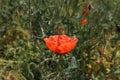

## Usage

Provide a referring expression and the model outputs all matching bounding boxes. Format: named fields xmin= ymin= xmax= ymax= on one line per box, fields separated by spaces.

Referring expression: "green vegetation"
xmin=0 ymin=0 xmax=120 ymax=80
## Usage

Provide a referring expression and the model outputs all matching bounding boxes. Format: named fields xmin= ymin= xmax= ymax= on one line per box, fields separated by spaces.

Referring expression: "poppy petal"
xmin=44 ymin=38 xmax=58 ymax=52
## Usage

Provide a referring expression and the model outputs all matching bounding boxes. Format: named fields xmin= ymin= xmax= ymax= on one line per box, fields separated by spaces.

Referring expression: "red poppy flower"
xmin=44 ymin=34 xmax=78 ymax=55
xmin=83 ymin=10 xmax=89 ymax=16
xmin=80 ymin=19 xmax=87 ymax=25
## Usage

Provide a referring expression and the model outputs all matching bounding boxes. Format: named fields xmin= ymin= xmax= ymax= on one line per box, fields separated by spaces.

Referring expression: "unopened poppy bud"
xmin=85 ymin=3 xmax=91 ymax=10
xmin=57 ymin=26 xmax=64 ymax=33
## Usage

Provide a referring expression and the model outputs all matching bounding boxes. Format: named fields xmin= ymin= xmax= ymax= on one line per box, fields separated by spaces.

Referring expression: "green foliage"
xmin=0 ymin=0 xmax=120 ymax=80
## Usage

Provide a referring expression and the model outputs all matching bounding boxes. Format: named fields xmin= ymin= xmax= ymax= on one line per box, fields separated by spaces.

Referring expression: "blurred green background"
xmin=0 ymin=0 xmax=120 ymax=80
